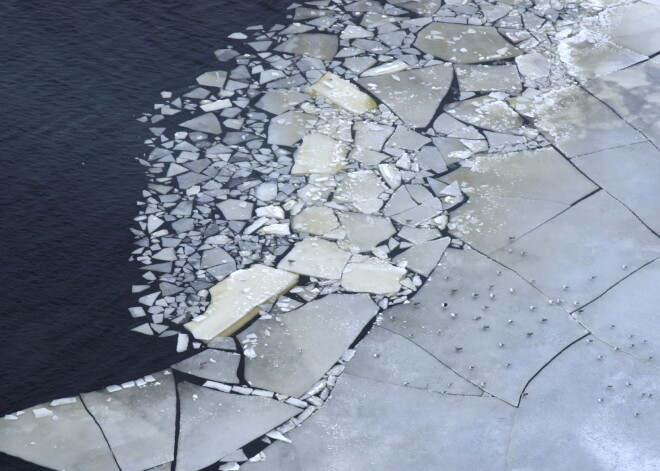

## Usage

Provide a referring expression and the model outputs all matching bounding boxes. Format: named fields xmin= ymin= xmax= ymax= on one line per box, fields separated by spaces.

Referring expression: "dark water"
xmin=0 ymin=0 xmax=290 ymax=468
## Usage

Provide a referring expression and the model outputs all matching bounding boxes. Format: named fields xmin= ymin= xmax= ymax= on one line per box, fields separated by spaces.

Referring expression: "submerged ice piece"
xmin=310 ymin=72 xmax=377 ymax=114
xmin=357 ymin=64 xmax=453 ymax=128
xmin=292 ymin=133 xmax=348 ymax=175
xmin=184 ymin=265 xmax=298 ymax=341
xmin=416 ymin=23 xmax=522 ymax=64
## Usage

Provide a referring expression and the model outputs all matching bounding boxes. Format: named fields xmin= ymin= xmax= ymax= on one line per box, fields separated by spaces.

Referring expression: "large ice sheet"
xmin=492 ymin=191 xmax=660 ymax=310
xmin=241 ymin=374 xmax=515 ymax=471
xmin=381 ymin=248 xmax=586 ymax=405
xmin=172 ymin=349 xmax=240 ymax=383
xmin=416 ymin=23 xmax=522 ymax=63
xmin=176 ymin=382 xmax=298 ymax=471
xmin=507 ymin=337 xmax=660 ymax=470
xmin=357 ymin=65 xmax=454 ymax=128
xmin=185 ymin=265 xmax=299 ymax=341
xmin=238 ymin=294 xmax=378 ymax=397
xmin=0 ymin=399 xmax=119 ymax=471
xmin=81 ymin=371 xmax=176 ymax=471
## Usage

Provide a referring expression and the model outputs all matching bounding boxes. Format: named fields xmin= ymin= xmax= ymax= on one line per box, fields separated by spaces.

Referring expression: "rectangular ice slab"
xmin=310 ymin=72 xmax=377 ymax=114
xmin=81 ymin=371 xmax=176 ymax=471
xmin=238 ymin=294 xmax=378 ymax=397
xmin=185 ymin=265 xmax=298 ymax=341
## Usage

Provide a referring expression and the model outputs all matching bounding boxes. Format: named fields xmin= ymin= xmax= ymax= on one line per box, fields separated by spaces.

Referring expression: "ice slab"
xmin=217 ymin=199 xmax=254 ymax=221
xmin=341 ymin=258 xmax=406 ymax=295
xmin=337 ymin=212 xmax=395 ymax=253
xmin=274 ymin=34 xmax=339 ymax=61
xmin=310 ymin=72 xmax=377 ymax=114
xmin=357 ymin=65 xmax=454 ymax=128
xmin=201 ymin=247 xmax=236 ymax=281
xmin=176 ymin=382 xmax=298 ymax=471
xmin=455 ymin=63 xmax=522 ymax=93
xmin=196 ymin=70 xmax=228 ymax=88
xmin=445 ymin=96 xmax=523 ymax=134
xmin=185 ymin=265 xmax=299 ymax=341
xmin=179 ymin=113 xmax=222 ymax=135
xmin=172 ymin=350 xmax=240 ymax=383
xmin=346 ymin=326 xmax=482 ymax=394
xmin=332 ymin=170 xmax=387 ymax=214
xmin=392 ymin=237 xmax=450 ymax=277
xmin=492 ymin=191 xmax=660 ymax=311
xmin=0 ymin=399 xmax=119 ymax=471
xmin=573 ymin=141 xmax=660 ymax=234
xmin=526 ymin=85 xmax=645 ymax=157
xmin=239 ymin=294 xmax=378 ymax=397
xmin=267 ymin=110 xmax=317 ymax=147
xmin=81 ymin=371 xmax=176 ymax=471
xmin=278 ymin=238 xmax=350 ymax=280
xmin=353 ymin=121 xmax=394 ymax=150
xmin=507 ymin=337 xmax=660 ymax=470
xmin=255 ymin=90 xmax=310 ymax=115
xmin=292 ymin=133 xmax=348 ymax=175
xmin=241 ymin=374 xmax=515 ymax=471
xmin=595 ymin=2 xmax=660 ymax=56
xmin=416 ymin=23 xmax=522 ymax=64
xmin=291 ymin=206 xmax=340 ymax=235
xmin=586 ymin=58 xmax=660 ymax=148
xmin=381 ymin=248 xmax=587 ymax=405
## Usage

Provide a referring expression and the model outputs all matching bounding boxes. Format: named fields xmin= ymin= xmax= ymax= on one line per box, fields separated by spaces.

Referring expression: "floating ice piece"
xmin=238 ymin=294 xmax=378 ymax=397
xmin=196 ymin=70 xmax=228 ymax=88
xmin=337 ymin=212 xmax=395 ymax=253
xmin=179 ymin=113 xmax=222 ymax=135
xmin=357 ymin=65 xmax=453 ymax=128
xmin=392 ymin=198 xmax=443 ymax=227
xmin=267 ymin=110 xmax=317 ymax=147
xmin=392 ymin=237 xmax=450 ymax=277
xmin=291 ymin=207 xmax=340 ymax=235
xmin=173 ymin=350 xmax=240 ymax=383
xmin=349 ymin=146 xmax=389 ymax=165
xmin=255 ymin=90 xmax=310 ymax=115
xmin=416 ymin=23 xmax=522 ymax=64
xmin=201 ymin=247 xmax=236 ymax=281
xmin=277 ymin=238 xmax=350 ymax=280
xmin=0 ymin=399 xmax=119 ymax=470
xmin=445 ymin=96 xmax=523 ymax=134
xmin=81 ymin=371 xmax=175 ymax=471
xmin=341 ymin=258 xmax=406 ymax=295
xmin=353 ymin=121 xmax=394 ymax=150
xmin=309 ymin=72 xmax=377 ymax=114
xmin=292 ymin=133 xmax=348 ymax=175
xmin=340 ymin=25 xmax=373 ymax=40
xmin=515 ymin=52 xmax=550 ymax=82
xmin=332 ymin=170 xmax=388 ymax=214
xmin=386 ymin=126 xmax=431 ymax=150
xmin=360 ymin=59 xmax=410 ymax=77
xmin=455 ymin=64 xmax=522 ymax=93
xmin=185 ymin=265 xmax=298 ymax=341
xmin=274 ymin=33 xmax=339 ymax=61
xmin=416 ymin=145 xmax=447 ymax=173
xmin=217 ymin=199 xmax=254 ymax=220
xmin=175 ymin=382 xmax=298 ymax=471
xmin=394 ymin=0 xmax=442 ymax=15
xmin=346 ymin=326 xmax=481 ymax=394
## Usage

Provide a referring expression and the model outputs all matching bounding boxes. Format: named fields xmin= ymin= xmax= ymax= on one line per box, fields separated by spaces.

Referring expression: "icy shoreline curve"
xmin=3 ymin=0 xmax=660 ymax=470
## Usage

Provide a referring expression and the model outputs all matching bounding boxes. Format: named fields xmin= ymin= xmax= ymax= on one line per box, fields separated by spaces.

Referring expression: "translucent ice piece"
xmin=310 ymin=72 xmax=378 ymax=114
xmin=274 ymin=33 xmax=339 ymax=61
xmin=292 ymin=133 xmax=348 ymax=175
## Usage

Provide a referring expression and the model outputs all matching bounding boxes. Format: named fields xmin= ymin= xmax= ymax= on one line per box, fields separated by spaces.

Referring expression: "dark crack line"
xmin=599 ymin=188 xmax=660 ymax=238
xmin=79 ymin=396 xmax=123 ymax=471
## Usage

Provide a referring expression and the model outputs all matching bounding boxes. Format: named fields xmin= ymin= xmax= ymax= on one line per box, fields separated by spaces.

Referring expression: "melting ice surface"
xmin=3 ymin=0 xmax=660 ymax=470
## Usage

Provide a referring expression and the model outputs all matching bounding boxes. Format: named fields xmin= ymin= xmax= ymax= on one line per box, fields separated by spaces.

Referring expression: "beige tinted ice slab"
xmin=241 ymin=374 xmax=515 ymax=471
xmin=291 ymin=206 xmax=340 ymax=235
xmin=455 ymin=63 xmax=522 ymax=93
xmin=81 ymin=371 xmax=176 ymax=471
xmin=267 ymin=110 xmax=317 ymax=147
xmin=507 ymin=338 xmax=660 ymax=470
xmin=274 ymin=33 xmax=338 ymax=61
xmin=278 ymin=238 xmax=350 ymax=279
xmin=445 ymin=96 xmax=523 ymax=134
xmin=573 ymin=141 xmax=660 ymax=234
xmin=172 ymin=350 xmax=241 ymax=383
xmin=392 ymin=237 xmax=450 ymax=276
xmin=291 ymin=133 xmax=348 ymax=175
xmin=179 ymin=113 xmax=222 ymax=135
xmin=0 ymin=399 xmax=120 ymax=471
xmin=310 ymin=72 xmax=377 ymax=114
xmin=338 ymin=212 xmax=395 ymax=252
xmin=332 ymin=170 xmax=388 ymax=214
xmin=586 ymin=58 xmax=660 ymax=148
xmin=341 ymin=258 xmax=406 ymax=295
xmin=346 ymin=326 xmax=482 ymax=395
xmin=357 ymin=64 xmax=454 ymax=128
xmin=416 ymin=23 xmax=522 ymax=64
xmin=595 ymin=2 xmax=660 ymax=56
xmin=526 ymin=85 xmax=645 ymax=157
xmin=492 ymin=191 xmax=660 ymax=310
xmin=239 ymin=293 xmax=378 ymax=397
xmin=381 ymin=248 xmax=587 ymax=405
xmin=255 ymin=90 xmax=310 ymax=115
xmin=185 ymin=265 xmax=298 ymax=341
xmin=176 ymin=382 xmax=298 ymax=471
